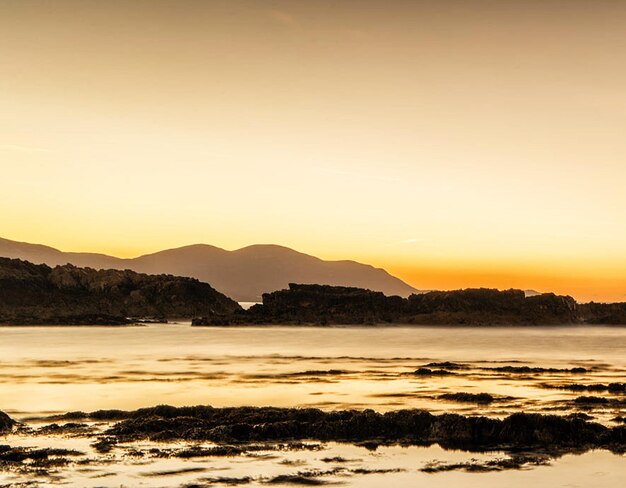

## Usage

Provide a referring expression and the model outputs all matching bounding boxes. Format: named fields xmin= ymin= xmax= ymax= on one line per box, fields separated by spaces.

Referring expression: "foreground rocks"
xmin=0 ymin=257 xmax=241 ymax=324
xmin=1 ymin=407 xmax=623 ymax=484
xmin=53 ymin=405 xmax=626 ymax=453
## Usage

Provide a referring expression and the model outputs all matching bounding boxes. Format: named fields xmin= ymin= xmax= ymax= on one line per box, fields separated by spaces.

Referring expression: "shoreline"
xmin=2 ymin=322 xmax=626 ymax=328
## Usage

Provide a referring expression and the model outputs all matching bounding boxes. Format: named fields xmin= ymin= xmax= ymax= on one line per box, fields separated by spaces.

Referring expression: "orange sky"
xmin=1 ymin=1 xmax=625 ymax=302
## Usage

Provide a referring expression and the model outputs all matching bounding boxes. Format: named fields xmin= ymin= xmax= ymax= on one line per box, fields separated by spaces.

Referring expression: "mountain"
xmin=0 ymin=257 xmax=240 ymax=324
xmin=0 ymin=237 xmax=419 ymax=301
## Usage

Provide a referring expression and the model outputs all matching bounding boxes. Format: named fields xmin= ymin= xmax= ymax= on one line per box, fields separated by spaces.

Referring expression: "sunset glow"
xmin=2 ymin=0 xmax=625 ymax=302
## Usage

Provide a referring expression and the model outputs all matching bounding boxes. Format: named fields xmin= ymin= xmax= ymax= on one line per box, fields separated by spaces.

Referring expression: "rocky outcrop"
xmin=404 ymin=289 xmax=579 ymax=325
xmin=194 ymin=284 xmax=582 ymax=326
xmin=0 ymin=258 xmax=241 ymax=324
xmin=579 ymin=302 xmax=626 ymax=324
xmin=249 ymin=284 xmax=405 ymax=325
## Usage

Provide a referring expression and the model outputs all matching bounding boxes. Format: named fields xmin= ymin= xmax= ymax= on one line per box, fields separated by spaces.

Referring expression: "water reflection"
xmin=0 ymin=325 xmax=624 ymax=486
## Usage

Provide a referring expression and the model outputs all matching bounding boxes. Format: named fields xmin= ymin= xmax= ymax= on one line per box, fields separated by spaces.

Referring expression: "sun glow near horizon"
xmin=2 ymin=0 xmax=626 ymax=303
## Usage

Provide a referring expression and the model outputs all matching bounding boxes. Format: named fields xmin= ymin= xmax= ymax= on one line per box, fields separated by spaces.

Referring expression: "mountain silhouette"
xmin=0 ymin=237 xmax=419 ymax=301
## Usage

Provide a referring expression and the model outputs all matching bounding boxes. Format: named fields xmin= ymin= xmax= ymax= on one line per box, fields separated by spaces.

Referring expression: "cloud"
xmin=268 ymin=9 xmax=295 ymax=27
xmin=385 ymin=237 xmax=427 ymax=247
xmin=317 ymin=167 xmax=402 ymax=183
xmin=0 ymin=144 xmax=53 ymax=154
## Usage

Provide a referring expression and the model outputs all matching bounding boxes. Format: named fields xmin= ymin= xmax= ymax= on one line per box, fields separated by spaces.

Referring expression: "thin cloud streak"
xmin=317 ymin=167 xmax=402 ymax=183
xmin=0 ymin=144 xmax=53 ymax=154
xmin=385 ymin=238 xmax=428 ymax=247
xmin=268 ymin=9 xmax=296 ymax=27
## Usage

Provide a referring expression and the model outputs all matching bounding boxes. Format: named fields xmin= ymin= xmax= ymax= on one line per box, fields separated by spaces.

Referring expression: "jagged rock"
xmin=0 ymin=411 xmax=15 ymax=433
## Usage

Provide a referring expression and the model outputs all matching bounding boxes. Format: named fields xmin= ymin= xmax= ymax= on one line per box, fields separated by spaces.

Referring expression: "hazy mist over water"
xmin=1 ymin=324 xmax=624 ymax=416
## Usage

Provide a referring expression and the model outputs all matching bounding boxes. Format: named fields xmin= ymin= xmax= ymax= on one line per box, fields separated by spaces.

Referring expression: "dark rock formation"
xmin=412 ymin=368 xmax=455 ymax=376
xmin=63 ymin=405 xmax=626 ymax=452
xmin=0 ymin=258 xmax=241 ymax=324
xmin=439 ymin=393 xmax=495 ymax=404
xmin=542 ymin=383 xmax=625 ymax=393
xmin=574 ymin=396 xmax=610 ymax=405
xmin=579 ymin=302 xmax=626 ymax=324
xmin=422 ymin=362 xmax=467 ymax=370
xmin=195 ymin=284 xmax=584 ymax=326
xmin=420 ymin=454 xmax=550 ymax=473
xmin=484 ymin=366 xmax=588 ymax=374
xmin=404 ymin=289 xmax=579 ymax=325
xmin=0 ymin=445 xmax=82 ymax=462
xmin=0 ymin=411 xmax=15 ymax=433
xmin=247 ymin=284 xmax=405 ymax=325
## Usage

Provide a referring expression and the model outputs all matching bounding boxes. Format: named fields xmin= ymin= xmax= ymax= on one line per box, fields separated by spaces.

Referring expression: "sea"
xmin=0 ymin=324 xmax=624 ymax=487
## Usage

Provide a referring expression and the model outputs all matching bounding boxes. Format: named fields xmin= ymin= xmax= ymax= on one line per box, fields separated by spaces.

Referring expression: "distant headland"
xmin=1 ymin=257 xmax=624 ymax=326
xmin=193 ymin=283 xmax=626 ymax=326
xmin=0 ymin=257 xmax=239 ymax=325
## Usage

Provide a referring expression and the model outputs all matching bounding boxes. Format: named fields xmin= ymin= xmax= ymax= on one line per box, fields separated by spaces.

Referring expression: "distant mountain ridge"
xmin=0 ymin=237 xmax=419 ymax=301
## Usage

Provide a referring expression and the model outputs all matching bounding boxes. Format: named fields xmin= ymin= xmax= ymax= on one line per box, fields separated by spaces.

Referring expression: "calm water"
xmin=1 ymin=324 xmax=624 ymax=416
xmin=0 ymin=324 xmax=624 ymax=486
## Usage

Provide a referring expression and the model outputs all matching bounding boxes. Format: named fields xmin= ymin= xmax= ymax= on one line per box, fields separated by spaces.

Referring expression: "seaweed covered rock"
xmin=78 ymin=405 xmax=626 ymax=452
xmin=439 ymin=393 xmax=495 ymax=403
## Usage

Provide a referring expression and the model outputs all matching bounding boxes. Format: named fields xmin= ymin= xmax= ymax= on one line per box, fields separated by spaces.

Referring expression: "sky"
xmin=1 ymin=0 xmax=625 ymax=302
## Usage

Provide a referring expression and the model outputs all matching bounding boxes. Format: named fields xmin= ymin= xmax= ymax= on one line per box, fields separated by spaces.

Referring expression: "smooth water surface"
xmin=0 ymin=325 xmax=624 ymax=487
xmin=0 ymin=324 xmax=624 ymax=417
